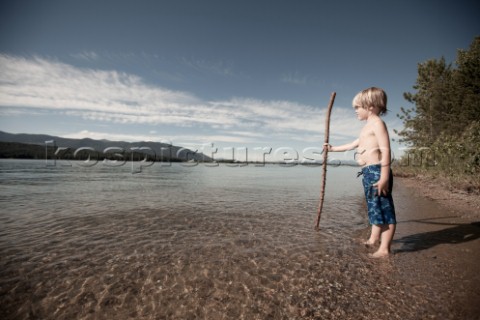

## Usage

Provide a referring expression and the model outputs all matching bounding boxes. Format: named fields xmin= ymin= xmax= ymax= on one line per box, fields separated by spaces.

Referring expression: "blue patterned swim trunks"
xmin=360 ymin=163 xmax=396 ymax=225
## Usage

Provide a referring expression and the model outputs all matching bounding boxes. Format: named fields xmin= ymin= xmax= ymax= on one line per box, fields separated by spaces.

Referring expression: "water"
xmin=0 ymin=159 xmax=365 ymax=236
xmin=0 ymin=159 xmax=409 ymax=319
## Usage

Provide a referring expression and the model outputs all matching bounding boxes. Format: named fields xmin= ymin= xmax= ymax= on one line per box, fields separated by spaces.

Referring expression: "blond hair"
xmin=352 ymin=87 xmax=388 ymax=115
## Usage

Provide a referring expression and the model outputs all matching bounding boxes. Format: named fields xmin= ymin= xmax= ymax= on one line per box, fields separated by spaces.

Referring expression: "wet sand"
xmin=360 ymin=177 xmax=480 ymax=320
xmin=1 ymin=177 xmax=479 ymax=319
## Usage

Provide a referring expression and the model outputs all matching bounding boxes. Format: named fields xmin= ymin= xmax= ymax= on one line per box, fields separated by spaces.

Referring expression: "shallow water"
xmin=0 ymin=159 xmax=473 ymax=319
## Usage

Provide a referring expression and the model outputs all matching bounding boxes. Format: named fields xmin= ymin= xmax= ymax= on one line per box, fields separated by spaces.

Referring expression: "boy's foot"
xmin=363 ymin=240 xmax=378 ymax=248
xmin=368 ymin=250 xmax=391 ymax=259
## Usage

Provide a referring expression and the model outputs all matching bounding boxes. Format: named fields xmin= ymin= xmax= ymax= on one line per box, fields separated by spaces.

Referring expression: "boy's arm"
xmin=372 ymin=120 xmax=391 ymax=196
xmin=324 ymin=139 xmax=359 ymax=152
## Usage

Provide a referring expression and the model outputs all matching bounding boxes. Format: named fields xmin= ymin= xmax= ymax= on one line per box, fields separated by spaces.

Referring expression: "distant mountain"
xmin=0 ymin=131 xmax=212 ymax=162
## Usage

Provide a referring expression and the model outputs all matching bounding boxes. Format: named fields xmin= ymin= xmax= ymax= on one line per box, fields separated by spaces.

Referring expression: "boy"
xmin=325 ymin=87 xmax=396 ymax=258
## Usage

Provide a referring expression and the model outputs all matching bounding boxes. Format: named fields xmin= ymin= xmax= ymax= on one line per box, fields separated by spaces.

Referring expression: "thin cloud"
xmin=281 ymin=72 xmax=308 ymax=85
xmin=70 ymin=51 xmax=100 ymax=61
xmin=180 ymin=56 xmax=239 ymax=77
xmin=0 ymin=54 xmax=366 ymax=145
xmin=280 ymin=71 xmax=325 ymax=86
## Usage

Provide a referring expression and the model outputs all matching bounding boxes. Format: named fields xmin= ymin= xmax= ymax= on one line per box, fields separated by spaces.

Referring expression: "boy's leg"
xmin=371 ymin=224 xmax=396 ymax=258
xmin=366 ymin=224 xmax=381 ymax=246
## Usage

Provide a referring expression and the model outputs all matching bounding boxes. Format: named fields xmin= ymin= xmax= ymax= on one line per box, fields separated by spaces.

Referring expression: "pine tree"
xmin=396 ymin=36 xmax=480 ymax=177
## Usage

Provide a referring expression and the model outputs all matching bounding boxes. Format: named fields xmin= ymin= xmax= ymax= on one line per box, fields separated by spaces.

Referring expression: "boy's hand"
xmin=323 ymin=143 xmax=332 ymax=152
xmin=373 ymin=179 xmax=389 ymax=196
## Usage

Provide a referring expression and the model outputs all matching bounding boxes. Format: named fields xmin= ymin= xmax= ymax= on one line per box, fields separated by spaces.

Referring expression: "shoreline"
xmin=396 ymin=174 xmax=480 ymax=219
xmin=377 ymin=176 xmax=480 ymax=319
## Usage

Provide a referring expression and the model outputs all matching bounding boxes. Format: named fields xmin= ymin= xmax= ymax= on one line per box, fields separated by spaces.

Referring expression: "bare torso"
xmin=356 ymin=120 xmax=383 ymax=166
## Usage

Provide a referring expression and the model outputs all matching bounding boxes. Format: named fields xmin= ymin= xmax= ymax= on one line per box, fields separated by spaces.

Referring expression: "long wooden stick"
xmin=315 ymin=92 xmax=336 ymax=230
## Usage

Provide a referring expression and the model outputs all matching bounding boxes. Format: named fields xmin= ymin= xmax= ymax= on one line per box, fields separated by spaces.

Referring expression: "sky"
xmin=0 ymin=0 xmax=479 ymax=162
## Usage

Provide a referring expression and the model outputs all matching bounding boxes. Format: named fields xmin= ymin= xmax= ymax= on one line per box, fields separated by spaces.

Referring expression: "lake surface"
xmin=0 ymin=159 xmax=391 ymax=319
xmin=0 ymin=159 xmax=364 ymax=225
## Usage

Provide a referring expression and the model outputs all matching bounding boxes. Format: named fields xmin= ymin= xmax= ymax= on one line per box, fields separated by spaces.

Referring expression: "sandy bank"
xmin=369 ymin=177 xmax=480 ymax=319
xmin=397 ymin=175 xmax=480 ymax=219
